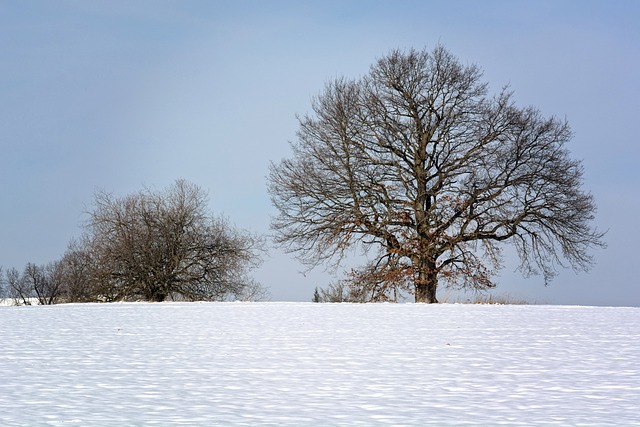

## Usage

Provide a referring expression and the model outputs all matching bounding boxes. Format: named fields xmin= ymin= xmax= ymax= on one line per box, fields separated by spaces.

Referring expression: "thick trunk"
xmin=414 ymin=259 xmax=438 ymax=303
xmin=415 ymin=278 xmax=438 ymax=303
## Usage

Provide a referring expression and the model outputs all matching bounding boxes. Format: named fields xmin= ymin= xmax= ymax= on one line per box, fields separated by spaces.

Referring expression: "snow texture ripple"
xmin=1 ymin=302 xmax=639 ymax=426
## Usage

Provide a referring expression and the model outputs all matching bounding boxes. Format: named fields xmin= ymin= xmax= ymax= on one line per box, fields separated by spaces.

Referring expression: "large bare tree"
xmin=269 ymin=46 xmax=605 ymax=303
xmin=84 ymin=179 xmax=266 ymax=302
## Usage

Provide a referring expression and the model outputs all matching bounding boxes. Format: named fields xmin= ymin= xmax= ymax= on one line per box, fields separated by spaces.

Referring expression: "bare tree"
xmin=2 ymin=262 xmax=70 ymax=305
xmin=316 ymin=281 xmax=355 ymax=303
xmin=313 ymin=279 xmax=380 ymax=303
xmin=314 ymin=267 xmax=404 ymax=303
xmin=6 ymin=266 xmax=32 ymax=305
xmin=5 ymin=263 xmax=64 ymax=305
xmin=26 ymin=262 xmax=64 ymax=305
xmin=84 ymin=179 xmax=266 ymax=302
xmin=269 ymin=45 xmax=605 ymax=303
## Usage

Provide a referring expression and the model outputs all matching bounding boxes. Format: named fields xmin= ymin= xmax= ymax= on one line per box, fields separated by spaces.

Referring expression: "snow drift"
xmin=1 ymin=302 xmax=638 ymax=426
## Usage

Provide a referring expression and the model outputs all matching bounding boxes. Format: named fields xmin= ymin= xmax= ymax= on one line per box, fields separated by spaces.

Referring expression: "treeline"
xmin=0 ymin=180 xmax=267 ymax=305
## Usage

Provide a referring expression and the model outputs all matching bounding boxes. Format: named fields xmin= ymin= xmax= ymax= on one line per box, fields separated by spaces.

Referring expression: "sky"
xmin=1 ymin=0 xmax=639 ymax=306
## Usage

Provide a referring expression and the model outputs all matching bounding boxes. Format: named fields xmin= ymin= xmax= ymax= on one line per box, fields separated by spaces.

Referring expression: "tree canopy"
xmin=83 ymin=179 xmax=266 ymax=302
xmin=269 ymin=45 xmax=605 ymax=303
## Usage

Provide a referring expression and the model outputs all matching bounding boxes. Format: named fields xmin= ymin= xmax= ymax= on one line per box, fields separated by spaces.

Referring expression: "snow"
xmin=0 ymin=298 xmax=40 ymax=307
xmin=1 ymin=302 xmax=639 ymax=426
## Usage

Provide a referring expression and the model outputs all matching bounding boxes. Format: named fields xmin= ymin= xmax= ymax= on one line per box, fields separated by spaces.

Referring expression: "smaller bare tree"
xmin=84 ymin=179 xmax=267 ymax=302
xmin=314 ymin=275 xmax=402 ymax=303
xmin=316 ymin=281 xmax=354 ymax=302
xmin=19 ymin=262 xmax=63 ymax=305
xmin=6 ymin=266 xmax=32 ymax=306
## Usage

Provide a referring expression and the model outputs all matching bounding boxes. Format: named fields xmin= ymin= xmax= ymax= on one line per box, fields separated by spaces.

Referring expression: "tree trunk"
xmin=415 ymin=280 xmax=438 ymax=303
xmin=414 ymin=259 xmax=438 ymax=303
xmin=146 ymin=283 xmax=168 ymax=302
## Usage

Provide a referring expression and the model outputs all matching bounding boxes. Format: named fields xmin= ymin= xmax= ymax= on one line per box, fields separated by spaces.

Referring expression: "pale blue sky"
xmin=1 ymin=1 xmax=638 ymax=305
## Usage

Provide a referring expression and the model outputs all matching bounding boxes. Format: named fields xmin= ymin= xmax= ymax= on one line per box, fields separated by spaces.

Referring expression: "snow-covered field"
xmin=1 ymin=302 xmax=638 ymax=426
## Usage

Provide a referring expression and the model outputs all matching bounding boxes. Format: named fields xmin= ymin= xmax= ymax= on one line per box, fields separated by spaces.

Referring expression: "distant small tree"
xmin=31 ymin=262 xmax=63 ymax=305
xmin=317 ymin=281 xmax=353 ymax=302
xmin=234 ymin=279 xmax=271 ymax=302
xmin=269 ymin=45 xmax=605 ymax=303
xmin=313 ymin=280 xmax=375 ymax=303
xmin=83 ymin=179 xmax=266 ymax=302
xmin=6 ymin=266 xmax=32 ymax=305
xmin=10 ymin=262 xmax=64 ymax=305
